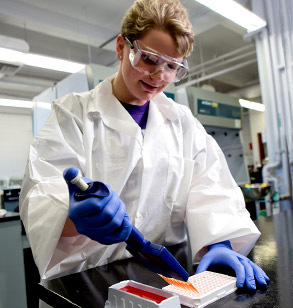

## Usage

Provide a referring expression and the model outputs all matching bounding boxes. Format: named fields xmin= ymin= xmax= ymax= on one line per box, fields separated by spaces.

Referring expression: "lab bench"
xmin=0 ymin=212 xmax=39 ymax=308
xmin=0 ymin=212 xmax=27 ymax=308
xmin=38 ymin=208 xmax=293 ymax=308
xmin=1 ymin=187 xmax=21 ymax=212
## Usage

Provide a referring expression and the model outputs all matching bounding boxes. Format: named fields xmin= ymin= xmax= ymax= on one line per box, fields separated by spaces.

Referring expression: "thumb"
xmin=63 ymin=167 xmax=85 ymax=198
xmin=195 ymin=254 xmax=212 ymax=274
xmin=63 ymin=167 xmax=80 ymax=185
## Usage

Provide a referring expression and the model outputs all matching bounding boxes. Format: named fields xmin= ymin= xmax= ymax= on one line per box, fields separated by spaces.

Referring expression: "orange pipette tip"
xmin=159 ymin=274 xmax=200 ymax=295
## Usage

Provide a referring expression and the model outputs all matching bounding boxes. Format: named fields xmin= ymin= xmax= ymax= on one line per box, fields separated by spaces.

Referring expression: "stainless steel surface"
xmin=241 ymin=183 xmax=271 ymax=200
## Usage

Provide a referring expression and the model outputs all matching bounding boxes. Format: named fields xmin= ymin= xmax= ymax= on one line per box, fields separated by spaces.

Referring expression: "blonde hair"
xmin=121 ymin=0 xmax=194 ymax=57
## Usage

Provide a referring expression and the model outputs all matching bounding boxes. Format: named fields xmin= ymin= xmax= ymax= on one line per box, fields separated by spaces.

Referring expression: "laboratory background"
xmin=0 ymin=0 xmax=292 ymax=308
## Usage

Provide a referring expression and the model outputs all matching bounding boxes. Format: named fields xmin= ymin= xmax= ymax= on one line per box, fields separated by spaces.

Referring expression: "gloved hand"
xmin=64 ymin=168 xmax=133 ymax=245
xmin=196 ymin=240 xmax=269 ymax=290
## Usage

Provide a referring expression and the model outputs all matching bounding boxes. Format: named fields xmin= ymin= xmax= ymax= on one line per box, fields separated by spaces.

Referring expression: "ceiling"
xmin=0 ymin=0 xmax=262 ymax=103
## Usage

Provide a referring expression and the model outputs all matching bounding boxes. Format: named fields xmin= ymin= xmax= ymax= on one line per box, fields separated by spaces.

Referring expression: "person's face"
xmin=114 ymin=29 xmax=184 ymax=105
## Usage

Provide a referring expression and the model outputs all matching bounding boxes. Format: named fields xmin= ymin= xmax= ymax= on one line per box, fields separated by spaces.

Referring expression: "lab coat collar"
xmin=151 ymin=91 xmax=180 ymax=123
xmin=87 ymin=75 xmax=142 ymax=142
xmin=87 ymin=75 xmax=180 ymax=140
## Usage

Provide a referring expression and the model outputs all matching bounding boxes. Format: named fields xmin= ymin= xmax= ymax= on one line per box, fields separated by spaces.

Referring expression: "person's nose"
xmin=150 ymin=66 xmax=165 ymax=81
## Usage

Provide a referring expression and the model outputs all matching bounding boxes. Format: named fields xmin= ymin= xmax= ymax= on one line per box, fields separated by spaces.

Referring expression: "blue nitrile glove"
xmin=196 ymin=240 xmax=270 ymax=290
xmin=64 ymin=169 xmax=133 ymax=245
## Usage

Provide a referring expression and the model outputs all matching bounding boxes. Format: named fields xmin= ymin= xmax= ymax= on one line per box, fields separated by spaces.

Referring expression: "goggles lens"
xmin=126 ymin=38 xmax=188 ymax=82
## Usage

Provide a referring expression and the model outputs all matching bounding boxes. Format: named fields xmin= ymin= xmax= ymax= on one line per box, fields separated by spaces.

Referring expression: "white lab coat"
xmin=19 ymin=74 xmax=260 ymax=283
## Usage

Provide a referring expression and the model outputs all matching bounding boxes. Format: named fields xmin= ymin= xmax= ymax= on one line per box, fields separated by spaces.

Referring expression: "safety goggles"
xmin=125 ymin=37 xmax=188 ymax=82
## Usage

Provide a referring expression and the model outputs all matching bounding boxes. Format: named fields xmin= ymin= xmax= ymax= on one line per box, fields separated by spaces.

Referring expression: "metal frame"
xmin=252 ymin=0 xmax=293 ymax=214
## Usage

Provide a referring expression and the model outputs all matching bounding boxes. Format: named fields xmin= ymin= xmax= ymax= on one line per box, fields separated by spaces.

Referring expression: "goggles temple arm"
xmin=125 ymin=37 xmax=134 ymax=49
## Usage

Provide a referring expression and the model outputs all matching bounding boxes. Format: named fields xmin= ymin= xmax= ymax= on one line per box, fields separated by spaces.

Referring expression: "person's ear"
xmin=116 ymin=34 xmax=124 ymax=61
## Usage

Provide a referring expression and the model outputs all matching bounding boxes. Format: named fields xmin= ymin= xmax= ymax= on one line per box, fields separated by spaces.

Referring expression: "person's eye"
xmin=166 ymin=62 xmax=179 ymax=71
xmin=142 ymin=53 xmax=160 ymax=65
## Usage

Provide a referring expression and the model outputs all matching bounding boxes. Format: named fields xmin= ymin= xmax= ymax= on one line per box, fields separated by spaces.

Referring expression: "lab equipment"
xmin=2 ymin=188 xmax=20 ymax=212
xmin=8 ymin=177 xmax=22 ymax=188
xmin=240 ymin=183 xmax=272 ymax=219
xmin=0 ymin=209 xmax=7 ymax=217
xmin=159 ymin=274 xmax=199 ymax=294
xmin=104 ymin=280 xmax=181 ymax=308
xmin=186 ymin=87 xmax=242 ymax=130
xmin=196 ymin=240 xmax=269 ymax=289
xmin=0 ymin=179 xmax=8 ymax=188
xmin=163 ymin=271 xmax=237 ymax=308
xmin=64 ymin=167 xmax=132 ymax=245
xmin=186 ymin=86 xmax=249 ymax=186
xmin=240 ymin=183 xmax=271 ymax=201
xmin=64 ymin=167 xmax=189 ymax=281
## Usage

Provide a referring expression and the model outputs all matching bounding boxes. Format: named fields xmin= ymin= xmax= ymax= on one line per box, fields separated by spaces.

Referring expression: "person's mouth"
xmin=141 ymin=80 xmax=159 ymax=91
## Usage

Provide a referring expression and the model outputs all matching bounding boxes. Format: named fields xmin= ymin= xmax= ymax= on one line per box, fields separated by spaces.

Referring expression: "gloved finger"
xmin=227 ymin=256 xmax=246 ymax=289
xmin=69 ymin=187 xmax=115 ymax=218
xmin=70 ymin=192 xmax=124 ymax=228
xmin=248 ymin=260 xmax=269 ymax=285
xmin=102 ymin=214 xmax=133 ymax=244
xmin=195 ymin=254 xmax=213 ymax=274
xmin=69 ymin=197 xmax=104 ymax=218
xmin=92 ymin=199 xmax=126 ymax=233
xmin=99 ymin=192 xmax=124 ymax=223
xmin=63 ymin=167 xmax=89 ymax=193
xmin=240 ymin=258 xmax=256 ymax=290
xmin=63 ymin=167 xmax=80 ymax=185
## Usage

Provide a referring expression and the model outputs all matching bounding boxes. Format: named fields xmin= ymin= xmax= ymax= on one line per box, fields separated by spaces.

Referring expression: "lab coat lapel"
xmin=144 ymin=93 xmax=179 ymax=145
xmin=143 ymin=101 xmax=165 ymax=145
xmin=88 ymin=77 xmax=143 ymax=144
xmin=87 ymin=78 xmax=143 ymax=193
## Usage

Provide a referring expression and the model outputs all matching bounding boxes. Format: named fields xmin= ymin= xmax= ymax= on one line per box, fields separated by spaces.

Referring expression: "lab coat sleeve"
xmin=19 ymin=93 xmax=87 ymax=279
xmin=185 ymin=122 xmax=260 ymax=263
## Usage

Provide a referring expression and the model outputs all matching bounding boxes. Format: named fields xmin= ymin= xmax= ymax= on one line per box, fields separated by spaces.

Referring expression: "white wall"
xmin=0 ymin=107 xmax=33 ymax=180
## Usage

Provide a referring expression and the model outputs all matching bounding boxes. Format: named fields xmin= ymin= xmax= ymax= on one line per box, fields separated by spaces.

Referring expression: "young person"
xmin=20 ymin=0 xmax=269 ymax=292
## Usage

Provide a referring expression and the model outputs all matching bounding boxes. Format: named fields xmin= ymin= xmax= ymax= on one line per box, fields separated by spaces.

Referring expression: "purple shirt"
xmin=121 ymin=101 xmax=150 ymax=129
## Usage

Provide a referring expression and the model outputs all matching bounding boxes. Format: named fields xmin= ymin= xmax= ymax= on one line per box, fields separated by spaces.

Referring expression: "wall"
xmin=0 ymin=107 xmax=33 ymax=180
